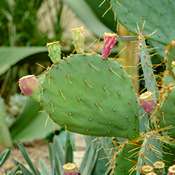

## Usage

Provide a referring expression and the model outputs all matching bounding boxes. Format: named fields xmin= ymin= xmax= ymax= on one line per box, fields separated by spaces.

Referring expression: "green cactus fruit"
xmin=111 ymin=0 xmax=175 ymax=51
xmin=71 ymin=26 xmax=85 ymax=54
xmin=158 ymin=87 xmax=175 ymax=137
xmin=47 ymin=41 xmax=61 ymax=64
xmin=40 ymin=54 xmax=139 ymax=139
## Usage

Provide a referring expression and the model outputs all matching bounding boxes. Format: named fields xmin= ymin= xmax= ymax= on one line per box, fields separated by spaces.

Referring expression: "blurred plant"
xmin=0 ymin=0 xmax=65 ymax=46
xmin=64 ymin=0 xmax=116 ymax=37
xmin=1 ymin=132 xmax=113 ymax=175
xmin=0 ymin=0 xmax=45 ymax=46
xmin=0 ymin=97 xmax=12 ymax=148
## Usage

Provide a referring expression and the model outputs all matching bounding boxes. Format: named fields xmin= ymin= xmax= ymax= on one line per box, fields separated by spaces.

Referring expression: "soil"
xmin=0 ymin=135 xmax=85 ymax=175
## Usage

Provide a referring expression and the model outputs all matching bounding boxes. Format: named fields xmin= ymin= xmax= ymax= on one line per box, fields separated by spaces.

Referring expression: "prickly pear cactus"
xmin=40 ymin=54 xmax=139 ymax=139
xmin=111 ymin=0 xmax=175 ymax=45
xmin=113 ymin=140 xmax=138 ymax=175
xmin=158 ymin=88 xmax=175 ymax=137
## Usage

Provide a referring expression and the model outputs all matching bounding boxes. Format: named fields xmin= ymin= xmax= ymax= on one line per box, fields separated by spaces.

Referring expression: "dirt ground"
xmin=0 ymin=135 xmax=85 ymax=174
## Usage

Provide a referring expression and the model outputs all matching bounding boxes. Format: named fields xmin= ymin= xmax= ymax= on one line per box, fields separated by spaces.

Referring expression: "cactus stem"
xmin=59 ymin=89 xmax=66 ymax=101
xmin=108 ymin=67 xmax=122 ymax=79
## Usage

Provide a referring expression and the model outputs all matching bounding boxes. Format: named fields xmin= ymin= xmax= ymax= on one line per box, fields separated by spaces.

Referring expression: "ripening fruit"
xmin=102 ymin=33 xmax=117 ymax=59
xmin=139 ymin=91 xmax=155 ymax=113
xmin=168 ymin=165 xmax=175 ymax=175
xmin=19 ymin=75 xmax=39 ymax=96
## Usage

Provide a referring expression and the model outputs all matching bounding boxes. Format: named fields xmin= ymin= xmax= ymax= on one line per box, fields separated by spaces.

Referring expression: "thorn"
xmin=76 ymin=97 xmax=83 ymax=103
xmin=108 ymin=67 xmax=122 ymax=79
xmin=51 ymin=103 xmax=55 ymax=113
xmin=65 ymin=74 xmax=73 ymax=84
xmin=84 ymin=79 xmax=93 ymax=88
xmin=88 ymin=62 xmax=100 ymax=71
xmin=59 ymin=89 xmax=66 ymax=100
xmin=95 ymin=102 xmax=103 ymax=111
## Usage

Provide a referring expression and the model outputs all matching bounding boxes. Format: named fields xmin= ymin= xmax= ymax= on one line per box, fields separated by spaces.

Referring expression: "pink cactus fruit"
xmin=139 ymin=91 xmax=155 ymax=113
xmin=19 ymin=75 xmax=39 ymax=96
xmin=102 ymin=33 xmax=117 ymax=59
xmin=63 ymin=163 xmax=80 ymax=175
xmin=168 ymin=165 xmax=175 ymax=175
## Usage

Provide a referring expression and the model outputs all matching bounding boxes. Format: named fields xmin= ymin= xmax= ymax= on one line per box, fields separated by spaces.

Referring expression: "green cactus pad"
xmin=111 ymin=0 xmax=175 ymax=45
xmin=114 ymin=142 xmax=138 ymax=175
xmin=40 ymin=54 xmax=139 ymax=139
xmin=159 ymin=88 xmax=175 ymax=137
xmin=166 ymin=45 xmax=175 ymax=77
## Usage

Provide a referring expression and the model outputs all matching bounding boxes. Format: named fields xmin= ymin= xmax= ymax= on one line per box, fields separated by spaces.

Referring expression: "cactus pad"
xmin=40 ymin=54 xmax=139 ymax=139
xmin=111 ymin=0 xmax=175 ymax=45
xmin=159 ymin=87 xmax=175 ymax=137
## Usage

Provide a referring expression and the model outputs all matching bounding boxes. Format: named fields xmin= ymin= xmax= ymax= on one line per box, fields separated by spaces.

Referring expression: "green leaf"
xmin=80 ymin=137 xmax=100 ymax=175
xmin=80 ymin=137 xmax=110 ymax=175
xmin=85 ymin=0 xmax=117 ymax=31
xmin=14 ymin=160 xmax=33 ymax=175
xmin=64 ymin=132 xmax=74 ymax=163
xmin=39 ymin=159 xmax=50 ymax=175
xmin=0 ymin=148 xmax=11 ymax=167
xmin=0 ymin=47 xmax=46 ymax=75
xmin=64 ymin=0 xmax=112 ymax=37
xmin=10 ymin=97 xmax=58 ymax=142
xmin=48 ymin=143 xmax=62 ymax=175
xmin=53 ymin=131 xmax=75 ymax=164
xmin=18 ymin=143 xmax=40 ymax=175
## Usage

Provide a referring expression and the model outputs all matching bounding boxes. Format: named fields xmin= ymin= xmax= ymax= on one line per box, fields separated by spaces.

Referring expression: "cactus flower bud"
xmin=168 ymin=165 xmax=175 ymax=175
xmin=141 ymin=165 xmax=154 ymax=175
xmin=19 ymin=75 xmax=39 ymax=96
xmin=71 ymin=26 xmax=85 ymax=54
xmin=153 ymin=161 xmax=165 ymax=175
xmin=145 ymin=173 xmax=157 ymax=175
xmin=102 ymin=33 xmax=117 ymax=59
xmin=139 ymin=91 xmax=155 ymax=113
xmin=63 ymin=163 xmax=80 ymax=175
xmin=171 ymin=61 xmax=175 ymax=68
xmin=47 ymin=41 xmax=61 ymax=63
